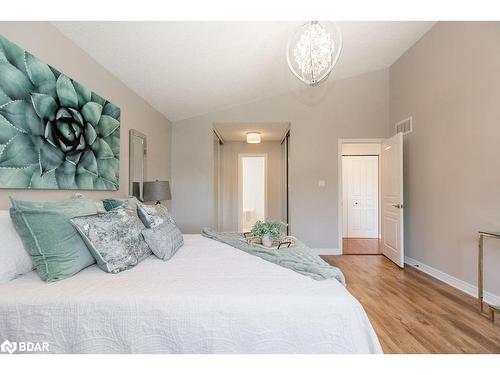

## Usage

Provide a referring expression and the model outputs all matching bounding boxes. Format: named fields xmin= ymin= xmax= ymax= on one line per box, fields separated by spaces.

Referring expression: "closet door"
xmin=345 ymin=155 xmax=379 ymax=238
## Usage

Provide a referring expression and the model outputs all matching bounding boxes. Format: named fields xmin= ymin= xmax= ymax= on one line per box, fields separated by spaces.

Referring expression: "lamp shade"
xmin=143 ymin=180 xmax=171 ymax=202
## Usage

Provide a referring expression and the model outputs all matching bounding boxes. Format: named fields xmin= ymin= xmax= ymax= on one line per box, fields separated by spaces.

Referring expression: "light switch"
xmin=318 ymin=180 xmax=326 ymax=188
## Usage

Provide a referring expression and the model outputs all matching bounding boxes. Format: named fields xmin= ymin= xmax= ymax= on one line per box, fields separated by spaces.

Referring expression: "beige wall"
xmin=219 ymin=141 xmax=283 ymax=232
xmin=172 ymin=69 xmax=390 ymax=248
xmin=0 ymin=22 xmax=172 ymax=209
xmin=390 ymin=22 xmax=500 ymax=296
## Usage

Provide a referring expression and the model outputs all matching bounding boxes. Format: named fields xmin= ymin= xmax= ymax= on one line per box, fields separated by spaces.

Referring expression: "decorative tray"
xmin=240 ymin=233 xmax=297 ymax=250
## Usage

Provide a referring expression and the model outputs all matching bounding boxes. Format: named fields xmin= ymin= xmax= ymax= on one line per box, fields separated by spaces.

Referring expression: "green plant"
xmin=0 ymin=34 xmax=120 ymax=190
xmin=250 ymin=221 xmax=287 ymax=241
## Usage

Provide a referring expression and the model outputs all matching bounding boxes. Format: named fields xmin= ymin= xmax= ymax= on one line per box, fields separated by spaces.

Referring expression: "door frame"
xmin=212 ymin=130 xmax=223 ymax=231
xmin=280 ymin=130 xmax=291 ymax=235
xmin=237 ymin=153 xmax=268 ymax=232
xmin=337 ymin=138 xmax=384 ymax=254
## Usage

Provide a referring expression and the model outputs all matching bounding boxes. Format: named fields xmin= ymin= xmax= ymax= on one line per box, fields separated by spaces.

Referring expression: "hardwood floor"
xmin=342 ymin=238 xmax=381 ymax=255
xmin=322 ymin=254 xmax=500 ymax=353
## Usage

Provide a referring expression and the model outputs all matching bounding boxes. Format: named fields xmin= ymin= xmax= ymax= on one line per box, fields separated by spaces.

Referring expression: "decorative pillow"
xmin=137 ymin=203 xmax=175 ymax=228
xmin=71 ymin=207 xmax=152 ymax=273
xmin=142 ymin=222 xmax=184 ymax=261
xmin=73 ymin=193 xmax=107 ymax=213
xmin=102 ymin=197 xmax=140 ymax=212
xmin=95 ymin=201 xmax=107 ymax=213
xmin=9 ymin=196 xmax=97 ymax=282
xmin=0 ymin=210 xmax=33 ymax=283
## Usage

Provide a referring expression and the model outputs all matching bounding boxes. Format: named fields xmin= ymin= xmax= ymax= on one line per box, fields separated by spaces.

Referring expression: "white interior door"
xmin=344 ymin=156 xmax=379 ymax=238
xmin=381 ymin=133 xmax=404 ymax=267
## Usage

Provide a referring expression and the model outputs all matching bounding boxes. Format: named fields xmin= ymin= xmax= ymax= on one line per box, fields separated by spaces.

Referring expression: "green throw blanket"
xmin=202 ymin=228 xmax=345 ymax=285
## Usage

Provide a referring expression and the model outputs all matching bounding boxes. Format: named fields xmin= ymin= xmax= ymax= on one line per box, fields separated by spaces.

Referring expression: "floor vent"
xmin=395 ymin=117 xmax=413 ymax=135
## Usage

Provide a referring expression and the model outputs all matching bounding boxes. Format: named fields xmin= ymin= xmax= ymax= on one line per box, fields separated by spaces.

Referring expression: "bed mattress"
xmin=0 ymin=235 xmax=382 ymax=354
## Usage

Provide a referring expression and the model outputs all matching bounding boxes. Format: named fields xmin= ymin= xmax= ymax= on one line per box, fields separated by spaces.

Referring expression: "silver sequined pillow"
xmin=71 ymin=208 xmax=152 ymax=273
xmin=137 ymin=203 xmax=175 ymax=228
xmin=142 ymin=221 xmax=184 ymax=261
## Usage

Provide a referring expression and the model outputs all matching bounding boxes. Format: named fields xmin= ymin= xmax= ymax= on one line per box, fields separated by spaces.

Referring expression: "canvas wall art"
xmin=0 ymin=34 xmax=120 ymax=191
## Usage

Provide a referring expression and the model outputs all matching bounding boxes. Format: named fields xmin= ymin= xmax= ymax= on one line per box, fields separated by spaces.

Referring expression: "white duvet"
xmin=0 ymin=235 xmax=382 ymax=354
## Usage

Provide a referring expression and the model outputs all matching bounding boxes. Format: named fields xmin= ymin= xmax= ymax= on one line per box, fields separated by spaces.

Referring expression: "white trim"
xmin=311 ymin=248 xmax=342 ymax=256
xmin=405 ymin=256 xmax=500 ymax=306
xmin=337 ymin=138 xmax=384 ymax=255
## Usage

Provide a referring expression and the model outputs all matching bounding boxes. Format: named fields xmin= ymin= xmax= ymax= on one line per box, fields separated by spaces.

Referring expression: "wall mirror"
xmin=129 ymin=130 xmax=147 ymax=200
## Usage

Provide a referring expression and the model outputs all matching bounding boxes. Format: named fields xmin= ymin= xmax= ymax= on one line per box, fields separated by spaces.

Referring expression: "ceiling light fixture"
xmin=286 ymin=21 xmax=342 ymax=87
xmin=246 ymin=132 xmax=261 ymax=144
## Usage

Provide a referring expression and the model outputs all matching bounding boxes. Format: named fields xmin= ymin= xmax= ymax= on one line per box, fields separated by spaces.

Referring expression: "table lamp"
xmin=143 ymin=180 xmax=171 ymax=204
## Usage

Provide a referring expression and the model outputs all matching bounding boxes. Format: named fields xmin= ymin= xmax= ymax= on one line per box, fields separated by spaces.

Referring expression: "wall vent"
xmin=395 ymin=117 xmax=413 ymax=135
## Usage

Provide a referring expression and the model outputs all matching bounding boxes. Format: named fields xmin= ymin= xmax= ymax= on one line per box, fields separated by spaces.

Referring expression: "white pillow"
xmin=0 ymin=210 xmax=33 ymax=283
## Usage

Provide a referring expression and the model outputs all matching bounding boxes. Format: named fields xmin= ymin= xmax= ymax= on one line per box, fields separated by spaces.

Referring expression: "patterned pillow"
xmin=71 ymin=207 xmax=151 ymax=273
xmin=137 ymin=203 xmax=175 ymax=228
xmin=142 ymin=222 xmax=184 ymax=261
xmin=102 ymin=197 xmax=140 ymax=212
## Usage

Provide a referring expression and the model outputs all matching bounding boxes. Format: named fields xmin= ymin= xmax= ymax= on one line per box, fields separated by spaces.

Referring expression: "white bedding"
xmin=0 ymin=235 xmax=382 ymax=354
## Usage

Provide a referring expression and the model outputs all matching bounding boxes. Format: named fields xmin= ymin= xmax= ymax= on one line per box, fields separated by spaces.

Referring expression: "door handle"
xmin=392 ymin=203 xmax=404 ymax=209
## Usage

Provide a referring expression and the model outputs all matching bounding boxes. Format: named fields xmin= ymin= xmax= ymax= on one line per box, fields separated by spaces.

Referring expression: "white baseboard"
xmin=313 ymin=248 xmax=342 ymax=256
xmin=404 ymin=256 xmax=500 ymax=307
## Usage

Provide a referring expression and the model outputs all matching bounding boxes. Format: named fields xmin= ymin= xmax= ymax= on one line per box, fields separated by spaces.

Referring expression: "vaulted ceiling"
xmin=53 ymin=21 xmax=435 ymax=122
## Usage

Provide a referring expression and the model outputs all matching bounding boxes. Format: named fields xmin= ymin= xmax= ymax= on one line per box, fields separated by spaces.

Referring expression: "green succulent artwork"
xmin=0 ymin=34 xmax=120 ymax=190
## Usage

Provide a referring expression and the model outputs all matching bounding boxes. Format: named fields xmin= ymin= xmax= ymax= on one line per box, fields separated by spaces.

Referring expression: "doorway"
xmin=340 ymin=142 xmax=382 ymax=255
xmin=212 ymin=122 xmax=290 ymax=233
xmin=239 ymin=154 xmax=267 ymax=232
xmin=338 ymin=135 xmax=405 ymax=267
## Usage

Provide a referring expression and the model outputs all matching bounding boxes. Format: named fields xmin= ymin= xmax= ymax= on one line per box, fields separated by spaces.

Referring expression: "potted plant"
xmin=250 ymin=221 xmax=287 ymax=247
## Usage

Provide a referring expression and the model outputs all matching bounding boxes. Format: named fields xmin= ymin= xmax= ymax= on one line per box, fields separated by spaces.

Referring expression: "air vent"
xmin=395 ymin=117 xmax=413 ymax=135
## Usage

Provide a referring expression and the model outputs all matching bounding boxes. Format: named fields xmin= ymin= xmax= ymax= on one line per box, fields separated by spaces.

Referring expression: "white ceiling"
xmin=52 ymin=21 xmax=435 ymax=122
xmin=214 ymin=122 xmax=289 ymax=142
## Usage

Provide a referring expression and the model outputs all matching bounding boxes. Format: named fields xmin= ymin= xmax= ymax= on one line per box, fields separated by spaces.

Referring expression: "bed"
xmin=0 ymin=234 xmax=382 ymax=354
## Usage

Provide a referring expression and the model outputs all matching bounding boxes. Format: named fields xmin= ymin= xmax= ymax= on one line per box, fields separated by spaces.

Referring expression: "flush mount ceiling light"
xmin=286 ymin=21 xmax=342 ymax=87
xmin=246 ymin=132 xmax=261 ymax=144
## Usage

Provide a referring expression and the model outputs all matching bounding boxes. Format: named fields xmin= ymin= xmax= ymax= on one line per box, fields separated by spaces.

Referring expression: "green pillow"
xmin=9 ymin=196 xmax=98 ymax=282
xmin=102 ymin=197 xmax=140 ymax=212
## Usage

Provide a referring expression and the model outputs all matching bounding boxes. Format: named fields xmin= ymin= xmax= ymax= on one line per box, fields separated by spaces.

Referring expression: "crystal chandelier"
xmin=286 ymin=21 xmax=342 ymax=86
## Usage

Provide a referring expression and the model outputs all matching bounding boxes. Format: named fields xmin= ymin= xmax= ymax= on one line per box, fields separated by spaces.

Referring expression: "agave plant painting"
xmin=0 ymin=34 xmax=120 ymax=190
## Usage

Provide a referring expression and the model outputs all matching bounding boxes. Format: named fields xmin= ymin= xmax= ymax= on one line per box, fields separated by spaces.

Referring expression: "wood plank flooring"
xmin=321 ymin=254 xmax=500 ymax=353
xmin=342 ymin=238 xmax=381 ymax=255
